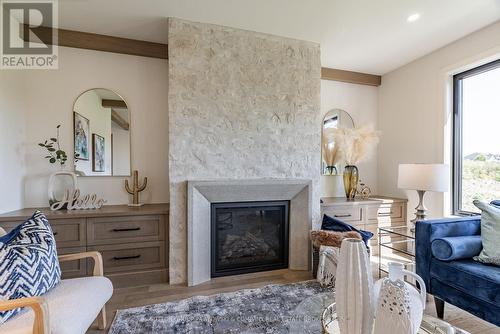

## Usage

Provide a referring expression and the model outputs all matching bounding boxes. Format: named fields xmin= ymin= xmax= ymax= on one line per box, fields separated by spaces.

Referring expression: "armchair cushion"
xmin=431 ymin=235 xmax=482 ymax=261
xmin=0 ymin=276 xmax=113 ymax=334
xmin=0 ymin=211 xmax=61 ymax=324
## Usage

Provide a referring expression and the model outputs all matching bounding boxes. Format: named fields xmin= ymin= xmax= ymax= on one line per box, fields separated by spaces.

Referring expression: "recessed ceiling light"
xmin=407 ymin=13 xmax=420 ymax=23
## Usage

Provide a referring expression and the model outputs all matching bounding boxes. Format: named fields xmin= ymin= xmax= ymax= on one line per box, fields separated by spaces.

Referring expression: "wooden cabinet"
xmin=50 ymin=218 xmax=86 ymax=247
xmin=326 ymin=206 xmax=363 ymax=223
xmin=0 ymin=204 xmax=169 ymax=288
xmin=321 ymin=196 xmax=407 ymax=253
xmin=87 ymin=215 xmax=165 ymax=245
xmin=88 ymin=241 xmax=166 ymax=274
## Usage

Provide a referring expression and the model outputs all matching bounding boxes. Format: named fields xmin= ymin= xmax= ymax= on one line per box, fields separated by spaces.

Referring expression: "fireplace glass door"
xmin=211 ymin=201 xmax=289 ymax=277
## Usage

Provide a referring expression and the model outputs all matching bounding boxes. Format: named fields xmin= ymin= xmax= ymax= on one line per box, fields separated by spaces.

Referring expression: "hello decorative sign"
xmin=50 ymin=189 xmax=106 ymax=211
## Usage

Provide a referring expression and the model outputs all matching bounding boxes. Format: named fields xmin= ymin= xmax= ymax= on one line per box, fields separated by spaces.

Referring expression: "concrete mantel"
xmin=187 ymin=179 xmax=312 ymax=286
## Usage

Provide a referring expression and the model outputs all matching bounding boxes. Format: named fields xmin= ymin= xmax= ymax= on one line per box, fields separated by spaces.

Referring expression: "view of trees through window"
xmin=455 ymin=61 xmax=500 ymax=213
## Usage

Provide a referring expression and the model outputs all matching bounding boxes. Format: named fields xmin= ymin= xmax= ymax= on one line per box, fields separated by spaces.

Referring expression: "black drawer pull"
xmin=379 ymin=212 xmax=394 ymax=216
xmin=334 ymin=214 xmax=352 ymax=218
xmin=53 ymin=232 xmax=58 ymax=236
xmin=112 ymin=227 xmax=141 ymax=232
xmin=113 ymin=255 xmax=141 ymax=261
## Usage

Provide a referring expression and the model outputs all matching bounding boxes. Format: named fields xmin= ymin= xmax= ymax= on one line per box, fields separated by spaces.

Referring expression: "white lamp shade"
xmin=398 ymin=164 xmax=449 ymax=192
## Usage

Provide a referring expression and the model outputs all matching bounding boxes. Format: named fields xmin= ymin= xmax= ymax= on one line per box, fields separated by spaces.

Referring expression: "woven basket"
xmin=312 ymin=244 xmax=370 ymax=278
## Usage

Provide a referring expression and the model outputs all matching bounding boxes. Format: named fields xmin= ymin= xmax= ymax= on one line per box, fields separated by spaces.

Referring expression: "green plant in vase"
xmin=38 ymin=124 xmax=80 ymax=167
xmin=331 ymin=125 xmax=380 ymax=199
xmin=38 ymin=124 xmax=79 ymax=207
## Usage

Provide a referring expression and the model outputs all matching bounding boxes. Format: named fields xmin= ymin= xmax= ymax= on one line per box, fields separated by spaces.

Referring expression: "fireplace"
xmin=187 ymin=179 xmax=311 ymax=286
xmin=211 ymin=201 xmax=289 ymax=277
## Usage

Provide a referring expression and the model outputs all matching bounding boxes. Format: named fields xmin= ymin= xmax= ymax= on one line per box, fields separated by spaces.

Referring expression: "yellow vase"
xmin=343 ymin=165 xmax=359 ymax=199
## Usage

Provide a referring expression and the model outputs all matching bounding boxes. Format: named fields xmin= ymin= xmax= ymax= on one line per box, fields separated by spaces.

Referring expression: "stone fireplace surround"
xmin=187 ymin=179 xmax=312 ymax=286
xmin=168 ymin=18 xmax=321 ymax=284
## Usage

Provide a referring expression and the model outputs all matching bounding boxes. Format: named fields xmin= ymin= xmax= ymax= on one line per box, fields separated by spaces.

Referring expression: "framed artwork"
xmin=73 ymin=112 xmax=89 ymax=160
xmin=92 ymin=133 xmax=105 ymax=172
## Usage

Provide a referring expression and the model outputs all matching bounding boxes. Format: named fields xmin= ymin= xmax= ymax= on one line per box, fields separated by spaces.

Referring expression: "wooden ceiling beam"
xmin=23 ymin=25 xmax=380 ymax=86
xmin=102 ymin=99 xmax=127 ymax=109
xmin=321 ymin=67 xmax=381 ymax=86
xmin=22 ymin=24 xmax=168 ymax=59
xmin=111 ymin=110 xmax=130 ymax=131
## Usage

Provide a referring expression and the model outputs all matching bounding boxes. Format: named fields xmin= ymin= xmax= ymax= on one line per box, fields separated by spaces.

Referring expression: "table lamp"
xmin=398 ymin=164 xmax=449 ymax=224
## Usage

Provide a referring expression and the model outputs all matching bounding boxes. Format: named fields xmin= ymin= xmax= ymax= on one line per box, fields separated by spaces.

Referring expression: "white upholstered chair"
xmin=0 ymin=251 xmax=113 ymax=334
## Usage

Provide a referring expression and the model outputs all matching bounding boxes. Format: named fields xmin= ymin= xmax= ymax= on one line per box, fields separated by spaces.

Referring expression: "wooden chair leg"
xmin=434 ymin=297 xmax=445 ymax=319
xmin=98 ymin=306 xmax=107 ymax=330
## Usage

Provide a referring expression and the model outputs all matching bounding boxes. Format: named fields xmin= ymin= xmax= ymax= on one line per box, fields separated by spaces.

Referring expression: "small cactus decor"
xmin=125 ymin=170 xmax=148 ymax=206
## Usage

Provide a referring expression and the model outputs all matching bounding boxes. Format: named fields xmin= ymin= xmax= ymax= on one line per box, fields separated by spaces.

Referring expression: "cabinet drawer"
xmin=322 ymin=206 xmax=363 ymax=223
xmin=367 ymin=204 xmax=404 ymax=221
xmin=58 ymin=246 xmax=87 ymax=279
xmin=51 ymin=219 xmax=86 ymax=247
xmin=0 ymin=218 xmax=85 ymax=248
xmin=87 ymin=215 xmax=165 ymax=245
xmin=88 ymin=242 xmax=165 ymax=274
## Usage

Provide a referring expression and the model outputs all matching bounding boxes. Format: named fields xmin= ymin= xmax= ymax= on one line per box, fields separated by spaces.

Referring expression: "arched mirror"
xmin=321 ymin=108 xmax=354 ymax=175
xmin=73 ymin=88 xmax=131 ymax=176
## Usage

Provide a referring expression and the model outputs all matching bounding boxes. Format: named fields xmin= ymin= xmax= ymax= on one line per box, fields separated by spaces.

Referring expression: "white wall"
xmin=0 ymin=46 xmax=169 ymax=212
xmin=0 ymin=71 xmax=27 ymax=213
xmin=112 ymin=122 xmax=131 ymax=176
xmin=321 ymin=80 xmax=379 ymax=196
xmin=378 ymin=21 xmax=500 ymax=218
xmin=7 ymin=19 xmax=496 ymax=218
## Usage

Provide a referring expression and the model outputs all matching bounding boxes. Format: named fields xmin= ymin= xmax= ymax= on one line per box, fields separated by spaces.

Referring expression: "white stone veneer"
xmin=168 ymin=18 xmax=321 ymax=284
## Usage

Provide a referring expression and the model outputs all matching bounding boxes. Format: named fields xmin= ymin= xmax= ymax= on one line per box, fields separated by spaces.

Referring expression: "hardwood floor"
xmin=87 ymin=269 xmax=499 ymax=334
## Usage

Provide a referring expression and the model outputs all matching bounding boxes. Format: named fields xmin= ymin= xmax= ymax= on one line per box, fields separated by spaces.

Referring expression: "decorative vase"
xmin=325 ymin=165 xmax=338 ymax=175
xmin=373 ymin=262 xmax=426 ymax=334
xmin=343 ymin=165 xmax=359 ymax=199
xmin=335 ymin=238 xmax=374 ymax=334
xmin=48 ymin=169 xmax=78 ymax=208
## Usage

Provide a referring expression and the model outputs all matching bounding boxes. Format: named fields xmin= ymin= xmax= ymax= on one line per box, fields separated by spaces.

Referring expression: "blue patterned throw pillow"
xmin=0 ymin=211 xmax=61 ymax=323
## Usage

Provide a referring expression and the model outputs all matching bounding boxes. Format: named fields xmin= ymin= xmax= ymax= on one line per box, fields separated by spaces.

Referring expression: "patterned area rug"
xmin=109 ymin=281 xmax=330 ymax=334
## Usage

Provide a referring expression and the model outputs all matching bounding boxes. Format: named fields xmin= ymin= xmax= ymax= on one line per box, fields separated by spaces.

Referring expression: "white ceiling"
xmin=57 ymin=0 xmax=500 ymax=74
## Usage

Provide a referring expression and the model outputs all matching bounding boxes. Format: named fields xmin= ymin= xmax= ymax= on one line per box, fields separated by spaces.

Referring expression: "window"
xmin=453 ymin=59 xmax=500 ymax=214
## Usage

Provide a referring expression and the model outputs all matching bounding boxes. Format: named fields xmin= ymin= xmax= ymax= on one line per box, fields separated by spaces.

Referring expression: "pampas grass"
xmin=331 ymin=125 xmax=380 ymax=165
xmin=322 ymin=128 xmax=340 ymax=169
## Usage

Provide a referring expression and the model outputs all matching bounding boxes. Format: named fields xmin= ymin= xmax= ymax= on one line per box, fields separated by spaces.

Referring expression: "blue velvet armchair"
xmin=416 ymin=216 xmax=500 ymax=326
